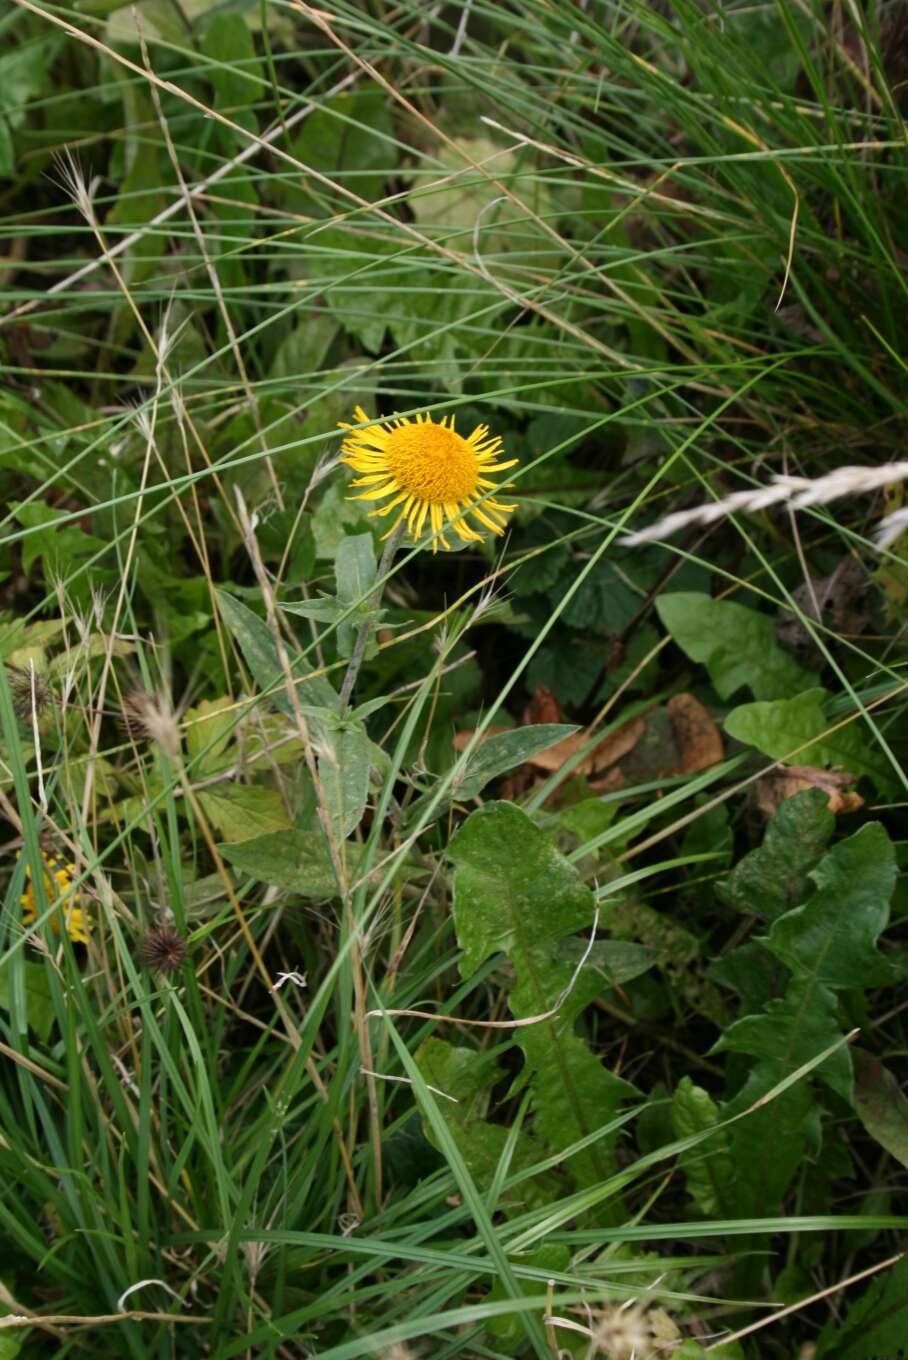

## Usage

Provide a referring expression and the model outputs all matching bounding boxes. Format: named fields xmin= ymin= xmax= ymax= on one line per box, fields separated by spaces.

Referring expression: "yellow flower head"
xmin=339 ymin=407 xmax=518 ymax=552
xmin=20 ymin=852 xmax=91 ymax=945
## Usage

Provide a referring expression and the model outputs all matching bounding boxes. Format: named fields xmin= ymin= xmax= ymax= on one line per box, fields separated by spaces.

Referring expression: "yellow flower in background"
xmin=339 ymin=407 xmax=518 ymax=552
xmin=20 ymin=852 xmax=91 ymax=945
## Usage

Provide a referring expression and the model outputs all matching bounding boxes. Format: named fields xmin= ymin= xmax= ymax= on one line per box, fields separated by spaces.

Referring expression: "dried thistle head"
xmin=139 ymin=924 xmax=188 ymax=974
xmin=5 ymin=665 xmax=53 ymax=724
xmin=119 ymin=688 xmax=179 ymax=756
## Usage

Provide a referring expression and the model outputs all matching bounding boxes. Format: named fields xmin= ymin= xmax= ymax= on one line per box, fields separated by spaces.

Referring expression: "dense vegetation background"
xmin=1 ymin=0 xmax=908 ymax=1355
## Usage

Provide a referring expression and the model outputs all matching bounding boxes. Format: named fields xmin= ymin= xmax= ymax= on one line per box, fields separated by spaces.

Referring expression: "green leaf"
xmin=317 ymin=725 xmax=371 ymax=842
xmin=724 ymin=688 xmax=894 ymax=790
xmin=218 ymin=828 xmax=341 ymax=900
xmin=674 ymin=1341 xmax=745 ymax=1360
xmin=656 ymin=592 xmax=814 ymax=700
xmin=413 ymin=1038 xmax=552 ymax=1209
xmin=709 ymin=942 xmax=778 ymax=1013
xmin=311 ymin=482 xmax=371 ymax=560
xmin=184 ymin=696 xmax=236 ymax=774
xmin=287 ymin=90 xmax=395 ymax=220
xmin=557 ymin=938 xmax=657 ymax=989
xmin=199 ymin=785 xmax=291 ymax=842
xmin=560 ymin=559 xmax=641 ymax=634
xmin=335 ymin=532 xmax=376 ymax=603
xmin=203 ymin=14 xmax=261 ymax=133
xmin=0 ymin=1318 xmax=22 ymax=1360
xmin=715 ymin=978 xmax=852 ymax=1103
xmin=815 ymin=1252 xmax=908 ymax=1359
xmin=216 ymin=589 xmax=337 ymax=714
xmin=670 ymin=1077 xmax=733 ymax=1216
xmin=452 ymin=724 xmax=579 ymax=801
xmin=450 ymin=802 xmax=592 ymax=980
xmin=717 ymin=787 xmax=834 ymax=921
xmin=766 ymin=822 xmax=896 ymax=988
xmin=0 ymin=960 xmax=55 ymax=1042
xmin=486 ymin=1244 xmax=570 ymax=1346
xmin=724 ymin=1058 xmax=822 ymax=1221
xmin=852 ymin=1048 xmax=908 ymax=1171
xmin=11 ymin=500 xmax=108 ymax=581
xmin=449 ymin=803 xmax=635 ymax=1202
xmin=334 ymin=532 xmax=378 ymax=657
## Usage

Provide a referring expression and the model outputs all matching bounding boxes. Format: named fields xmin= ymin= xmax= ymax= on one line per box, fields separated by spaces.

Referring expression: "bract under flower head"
xmin=20 ymin=851 xmax=91 ymax=944
xmin=339 ymin=406 xmax=518 ymax=552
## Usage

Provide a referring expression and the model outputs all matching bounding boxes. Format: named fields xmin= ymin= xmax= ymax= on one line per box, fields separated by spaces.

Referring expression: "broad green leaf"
xmin=414 ymin=1038 xmax=553 ymax=1209
xmin=449 ymin=802 xmax=635 ymax=1201
xmin=717 ymin=787 xmax=834 ymax=920
xmin=452 ymin=724 xmax=580 ymax=801
xmin=0 ymin=1319 xmax=22 ymax=1360
xmin=605 ymin=898 xmax=726 ymax=1024
xmin=199 ymin=785 xmax=291 ymax=842
xmin=218 ymin=828 xmax=340 ymax=899
xmin=11 ymin=500 xmax=110 ymax=587
xmin=0 ymin=961 xmax=55 ymax=1042
xmin=335 ymin=533 xmax=376 ymax=607
xmin=311 ymin=482 xmax=371 ymax=560
xmin=671 ymin=1077 xmax=733 ymax=1216
xmin=216 ymin=589 xmax=337 ymax=714
xmin=281 ymin=599 xmax=344 ymax=624
xmin=104 ymin=92 xmax=167 ymax=287
xmin=185 ymin=696 xmax=235 ymax=774
xmin=317 ymin=725 xmax=371 ymax=842
xmin=0 ymin=619 xmax=65 ymax=663
xmin=709 ymin=942 xmax=778 ymax=1013
xmin=525 ymin=1027 xmax=635 ymax=1196
xmin=766 ymin=822 xmax=896 ymax=988
xmin=724 ymin=688 xmax=894 ymax=790
xmin=557 ymin=938 xmax=657 ymax=989
xmin=450 ymin=801 xmax=592 ymax=979
xmin=287 ymin=90 xmax=395 ymax=220
xmin=656 ymin=592 xmax=813 ymax=700
xmin=724 ymin=1058 xmax=822 ymax=1222
xmin=715 ymin=978 xmax=852 ymax=1103
xmin=204 ymin=14 xmax=260 ymax=134
xmin=852 ymin=1048 xmax=908 ymax=1170
xmin=0 ymin=39 xmax=62 ymax=177
xmin=815 ymin=1252 xmax=908 ymax=1359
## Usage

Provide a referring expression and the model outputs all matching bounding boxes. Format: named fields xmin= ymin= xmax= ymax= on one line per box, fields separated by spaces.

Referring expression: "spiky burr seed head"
xmin=5 ymin=666 xmax=52 ymax=724
xmin=139 ymin=925 xmax=188 ymax=974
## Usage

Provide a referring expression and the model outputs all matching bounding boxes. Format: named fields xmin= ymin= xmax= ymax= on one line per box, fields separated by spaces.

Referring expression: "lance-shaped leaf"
xmin=217 ymin=589 xmax=337 ymax=715
xmin=853 ymin=1048 xmax=908 ymax=1171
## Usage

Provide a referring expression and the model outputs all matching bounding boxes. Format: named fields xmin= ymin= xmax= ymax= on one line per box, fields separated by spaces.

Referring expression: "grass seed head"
xmin=119 ymin=688 xmax=179 ymax=755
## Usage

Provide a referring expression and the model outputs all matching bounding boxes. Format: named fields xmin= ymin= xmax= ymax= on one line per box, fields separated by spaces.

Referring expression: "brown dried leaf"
xmin=756 ymin=764 xmax=864 ymax=817
xmin=666 ymin=693 xmax=723 ymax=775
xmin=451 ymin=725 xmax=509 ymax=753
xmin=522 ymin=682 xmax=562 ymax=727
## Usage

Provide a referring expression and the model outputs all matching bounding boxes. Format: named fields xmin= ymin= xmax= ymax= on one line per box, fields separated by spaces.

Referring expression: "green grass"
xmin=1 ymin=0 xmax=908 ymax=1356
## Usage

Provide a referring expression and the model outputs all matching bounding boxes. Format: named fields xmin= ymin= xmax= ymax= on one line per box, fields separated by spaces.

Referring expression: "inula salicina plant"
xmin=1 ymin=1 xmax=908 ymax=1357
